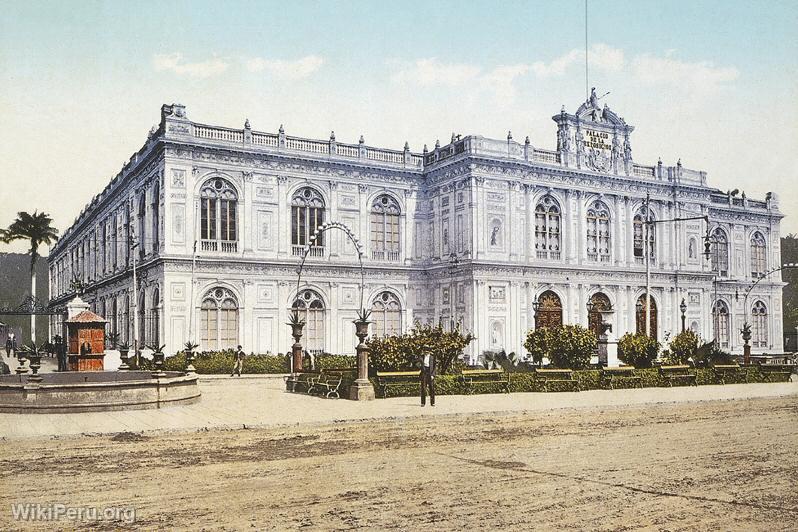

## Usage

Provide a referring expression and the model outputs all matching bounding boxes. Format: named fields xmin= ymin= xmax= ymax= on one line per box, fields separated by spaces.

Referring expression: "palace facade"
xmin=48 ymin=96 xmax=785 ymax=360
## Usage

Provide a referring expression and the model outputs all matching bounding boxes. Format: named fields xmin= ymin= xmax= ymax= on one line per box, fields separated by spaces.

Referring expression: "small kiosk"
xmin=66 ymin=310 xmax=107 ymax=371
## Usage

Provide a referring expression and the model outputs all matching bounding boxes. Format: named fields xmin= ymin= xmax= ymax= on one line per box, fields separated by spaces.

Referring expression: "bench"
xmin=601 ymin=367 xmax=642 ymax=389
xmin=659 ymin=365 xmax=697 ymax=387
xmin=375 ymin=370 xmax=420 ymax=398
xmin=319 ymin=367 xmax=356 ymax=376
xmin=307 ymin=372 xmax=344 ymax=399
xmin=459 ymin=369 xmax=510 ymax=393
xmin=757 ymin=364 xmax=794 ymax=382
xmin=533 ymin=368 xmax=579 ymax=392
xmin=711 ymin=363 xmax=747 ymax=384
xmin=284 ymin=372 xmax=320 ymax=393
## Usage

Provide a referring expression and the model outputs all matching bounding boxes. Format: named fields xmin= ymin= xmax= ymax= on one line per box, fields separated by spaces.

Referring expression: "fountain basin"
xmin=0 ymin=371 xmax=200 ymax=413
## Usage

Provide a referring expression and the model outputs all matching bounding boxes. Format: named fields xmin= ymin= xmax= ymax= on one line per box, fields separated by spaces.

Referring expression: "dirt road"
xmin=2 ymin=396 xmax=797 ymax=530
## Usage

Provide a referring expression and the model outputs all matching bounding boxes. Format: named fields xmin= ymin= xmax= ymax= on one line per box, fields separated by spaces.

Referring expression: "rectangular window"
xmin=371 ymin=213 xmax=382 ymax=251
xmin=220 ymin=200 xmax=236 ymax=241
xmin=388 ymin=213 xmax=400 ymax=251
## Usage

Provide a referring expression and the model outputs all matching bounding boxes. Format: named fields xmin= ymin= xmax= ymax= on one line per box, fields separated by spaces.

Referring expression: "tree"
xmin=782 ymin=234 xmax=798 ymax=346
xmin=524 ymin=325 xmax=596 ymax=369
xmin=1 ymin=211 xmax=59 ymax=342
xmin=618 ymin=333 xmax=660 ymax=368
xmin=664 ymin=330 xmax=701 ymax=365
xmin=367 ymin=321 xmax=474 ymax=373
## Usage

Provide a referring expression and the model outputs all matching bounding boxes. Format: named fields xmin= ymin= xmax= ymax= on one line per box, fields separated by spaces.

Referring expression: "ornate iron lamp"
xmin=679 ymin=298 xmax=687 ymax=333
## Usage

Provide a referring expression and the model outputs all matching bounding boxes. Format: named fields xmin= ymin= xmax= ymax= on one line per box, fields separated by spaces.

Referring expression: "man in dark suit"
xmin=420 ymin=352 xmax=436 ymax=407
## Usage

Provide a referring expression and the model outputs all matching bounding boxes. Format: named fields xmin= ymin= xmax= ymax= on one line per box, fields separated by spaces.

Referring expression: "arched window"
xmin=752 ymin=301 xmax=768 ymax=348
xmin=138 ymin=291 xmax=146 ymax=346
xmin=137 ymin=194 xmax=146 ymax=260
xmin=122 ymin=294 xmax=129 ymax=344
xmin=633 ymin=207 xmax=655 ymax=263
xmin=534 ymin=196 xmax=561 ymax=260
xmin=152 ymin=183 xmax=160 ymax=254
xmin=712 ymin=300 xmax=730 ymax=348
xmin=711 ymin=228 xmax=729 ymax=276
xmin=291 ymin=187 xmax=325 ymax=257
xmin=292 ymin=289 xmax=325 ymax=353
xmin=200 ymin=288 xmax=239 ymax=350
xmin=111 ymin=213 xmax=118 ymax=270
xmin=535 ymin=290 xmax=563 ymax=328
xmin=151 ymin=288 xmax=160 ymax=346
xmin=110 ymin=298 xmax=117 ymax=346
xmin=751 ymin=232 xmax=766 ymax=279
xmin=200 ymin=178 xmax=238 ymax=253
xmin=635 ymin=295 xmax=658 ymax=339
xmin=588 ymin=292 xmax=611 ymax=339
xmin=370 ymin=195 xmax=401 ymax=261
xmin=586 ymin=200 xmax=611 ymax=262
xmin=123 ymin=203 xmax=131 ymax=267
xmin=371 ymin=291 xmax=402 ymax=337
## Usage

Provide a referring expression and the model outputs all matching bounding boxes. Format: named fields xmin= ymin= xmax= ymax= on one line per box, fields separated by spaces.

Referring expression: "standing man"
xmin=231 ymin=345 xmax=245 ymax=377
xmin=54 ymin=335 xmax=66 ymax=372
xmin=8 ymin=331 xmax=16 ymax=358
xmin=420 ymin=351 xmax=436 ymax=407
xmin=4 ymin=335 xmax=12 ymax=358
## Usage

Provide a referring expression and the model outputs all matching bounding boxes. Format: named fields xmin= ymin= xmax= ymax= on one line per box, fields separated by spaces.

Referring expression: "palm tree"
xmin=1 ymin=211 xmax=59 ymax=342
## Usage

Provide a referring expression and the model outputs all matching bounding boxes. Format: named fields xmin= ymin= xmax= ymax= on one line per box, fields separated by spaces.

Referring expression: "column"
xmin=613 ymin=195 xmax=621 ymax=265
xmin=565 ymin=189 xmax=576 ymax=262
xmin=577 ymin=191 xmax=586 ymax=263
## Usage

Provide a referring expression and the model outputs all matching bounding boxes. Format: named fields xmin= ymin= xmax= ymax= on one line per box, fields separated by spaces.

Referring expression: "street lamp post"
xmin=739 ymin=263 xmax=798 ymax=365
xmin=636 ymin=299 xmax=643 ymax=334
xmin=640 ymin=199 xmax=708 ymax=341
xmin=532 ymin=296 xmax=540 ymax=330
xmin=680 ymin=298 xmax=687 ymax=333
xmin=644 ymin=193 xmax=651 ymax=338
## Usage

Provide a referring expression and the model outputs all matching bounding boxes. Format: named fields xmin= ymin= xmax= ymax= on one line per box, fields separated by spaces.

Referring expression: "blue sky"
xmin=1 ymin=0 xmax=796 ymax=251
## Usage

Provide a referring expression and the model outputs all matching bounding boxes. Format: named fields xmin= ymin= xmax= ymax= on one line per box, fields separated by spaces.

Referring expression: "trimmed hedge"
xmin=369 ymin=366 xmax=791 ymax=398
xmin=314 ymin=353 xmax=357 ymax=370
xmin=162 ymin=350 xmax=290 ymax=374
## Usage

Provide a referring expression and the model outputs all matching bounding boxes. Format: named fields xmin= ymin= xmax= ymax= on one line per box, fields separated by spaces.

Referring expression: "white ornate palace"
xmin=48 ymin=95 xmax=785 ymax=359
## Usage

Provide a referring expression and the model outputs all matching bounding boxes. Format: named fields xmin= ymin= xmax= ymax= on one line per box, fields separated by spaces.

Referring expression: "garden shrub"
xmin=691 ymin=340 xmax=735 ymax=367
xmin=483 ymin=350 xmax=525 ymax=372
xmin=618 ymin=333 xmax=660 ymax=368
xmin=664 ymin=330 xmax=701 ymax=365
xmin=524 ymin=325 xmax=596 ymax=369
xmin=315 ymin=353 xmax=356 ymax=370
xmin=367 ymin=322 xmax=474 ymax=374
xmin=524 ymin=327 xmax=554 ymax=366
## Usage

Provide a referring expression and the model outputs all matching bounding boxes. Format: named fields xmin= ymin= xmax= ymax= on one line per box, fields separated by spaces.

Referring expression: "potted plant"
xmin=184 ymin=341 xmax=199 ymax=374
xmin=147 ymin=344 xmax=167 ymax=377
xmin=353 ymin=308 xmax=372 ymax=339
xmin=286 ymin=310 xmax=306 ymax=374
xmin=118 ymin=342 xmax=131 ymax=370
xmin=22 ymin=343 xmax=43 ymax=381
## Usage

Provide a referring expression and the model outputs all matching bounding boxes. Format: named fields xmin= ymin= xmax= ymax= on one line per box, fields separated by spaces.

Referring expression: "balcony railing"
xmin=201 ymin=240 xmax=237 ymax=253
xmin=292 ymin=245 xmax=325 ymax=257
xmin=536 ymin=250 xmax=561 ymax=260
xmin=372 ymin=250 xmax=401 ymax=262
xmin=186 ymin=122 xmax=424 ymax=169
xmin=588 ymin=253 xmax=611 ymax=263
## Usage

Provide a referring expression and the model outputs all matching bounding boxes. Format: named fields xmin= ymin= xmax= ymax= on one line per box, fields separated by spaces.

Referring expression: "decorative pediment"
xmin=552 ymin=89 xmax=635 ymax=175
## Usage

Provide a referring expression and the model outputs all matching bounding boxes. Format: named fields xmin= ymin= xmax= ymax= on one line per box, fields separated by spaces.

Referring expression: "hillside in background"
xmin=0 ymin=252 xmax=49 ymax=344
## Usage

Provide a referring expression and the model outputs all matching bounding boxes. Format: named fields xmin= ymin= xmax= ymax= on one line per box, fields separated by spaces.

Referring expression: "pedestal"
xmin=349 ymin=379 xmax=376 ymax=401
xmin=67 ymin=354 xmax=105 ymax=371
xmin=606 ymin=341 xmax=620 ymax=367
xmin=349 ymin=318 xmax=376 ymax=401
